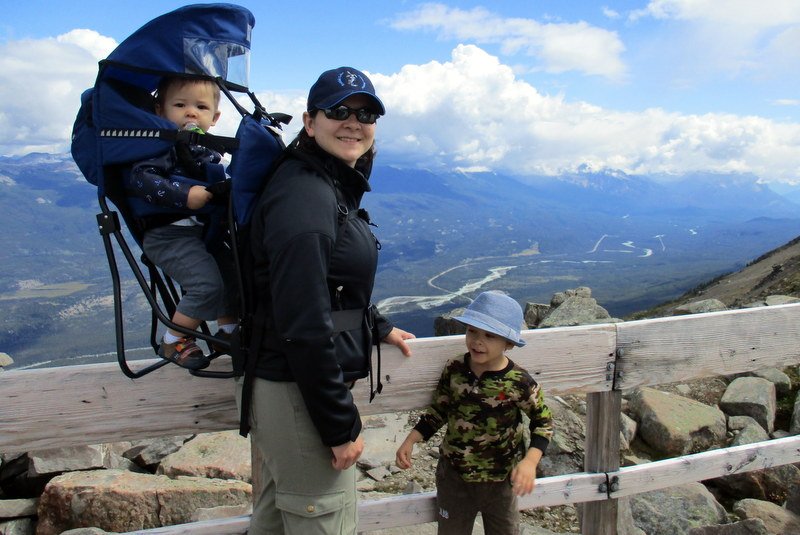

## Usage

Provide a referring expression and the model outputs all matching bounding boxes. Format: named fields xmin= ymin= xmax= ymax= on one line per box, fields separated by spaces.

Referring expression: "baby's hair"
xmin=155 ymin=77 xmax=221 ymax=108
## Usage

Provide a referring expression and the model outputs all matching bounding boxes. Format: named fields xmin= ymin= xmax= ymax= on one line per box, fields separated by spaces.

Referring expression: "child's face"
xmin=157 ymin=81 xmax=220 ymax=132
xmin=464 ymin=326 xmax=513 ymax=371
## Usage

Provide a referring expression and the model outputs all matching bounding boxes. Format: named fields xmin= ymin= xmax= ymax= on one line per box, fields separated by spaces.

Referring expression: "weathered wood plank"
xmin=352 ymin=323 xmax=616 ymax=411
xmin=119 ymin=515 xmax=249 ymax=534
xmin=616 ymin=303 xmax=800 ymax=390
xmin=610 ymin=435 xmax=800 ymax=498
xmin=0 ymin=357 xmax=239 ymax=454
xmin=0 ymin=326 xmax=615 ymax=453
xmin=122 ymin=471 xmax=608 ymax=534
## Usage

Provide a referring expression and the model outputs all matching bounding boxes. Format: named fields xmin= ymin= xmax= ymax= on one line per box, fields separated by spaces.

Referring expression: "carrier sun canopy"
xmin=100 ymin=3 xmax=254 ymax=91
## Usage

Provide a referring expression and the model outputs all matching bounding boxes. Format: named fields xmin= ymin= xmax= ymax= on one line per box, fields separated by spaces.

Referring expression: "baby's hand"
xmin=187 ymin=185 xmax=213 ymax=209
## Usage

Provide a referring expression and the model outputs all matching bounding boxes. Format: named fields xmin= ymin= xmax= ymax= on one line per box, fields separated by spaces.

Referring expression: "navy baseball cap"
xmin=453 ymin=291 xmax=527 ymax=347
xmin=307 ymin=66 xmax=385 ymax=115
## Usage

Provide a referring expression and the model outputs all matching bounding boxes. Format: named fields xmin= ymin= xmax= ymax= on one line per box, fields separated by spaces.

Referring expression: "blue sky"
xmin=2 ymin=1 xmax=800 ymax=183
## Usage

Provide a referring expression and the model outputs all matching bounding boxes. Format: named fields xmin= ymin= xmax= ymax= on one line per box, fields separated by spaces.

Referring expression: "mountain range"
xmin=2 ymin=152 xmax=799 ymax=369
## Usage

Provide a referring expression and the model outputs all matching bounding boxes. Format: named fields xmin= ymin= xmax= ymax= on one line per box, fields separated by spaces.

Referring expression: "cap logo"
xmin=338 ymin=70 xmax=366 ymax=89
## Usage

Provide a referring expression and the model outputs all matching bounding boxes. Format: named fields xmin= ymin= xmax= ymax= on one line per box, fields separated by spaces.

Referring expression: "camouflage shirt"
xmin=413 ymin=353 xmax=554 ymax=482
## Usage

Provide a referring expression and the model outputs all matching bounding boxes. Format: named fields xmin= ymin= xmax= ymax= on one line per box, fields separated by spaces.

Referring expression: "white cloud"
xmin=373 ymin=45 xmax=800 ymax=182
xmin=630 ymin=0 xmax=800 ymax=26
xmin=390 ymin=3 xmax=626 ymax=80
xmin=0 ymin=30 xmax=116 ymax=155
xmin=629 ymin=0 xmax=800 ymax=80
xmin=2 ymin=29 xmax=800 ymax=184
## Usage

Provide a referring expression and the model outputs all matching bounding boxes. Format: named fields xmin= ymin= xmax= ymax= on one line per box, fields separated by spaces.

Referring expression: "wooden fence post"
xmin=580 ymin=389 xmax=621 ymax=535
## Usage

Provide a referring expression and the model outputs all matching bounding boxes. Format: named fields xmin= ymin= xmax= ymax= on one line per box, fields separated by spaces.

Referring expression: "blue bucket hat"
xmin=307 ymin=66 xmax=385 ymax=115
xmin=453 ymin=291 xmax=527 ymax=347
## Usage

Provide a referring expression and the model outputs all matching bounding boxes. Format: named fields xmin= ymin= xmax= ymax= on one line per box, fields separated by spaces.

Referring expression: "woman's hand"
xmin=383 ymin=327 xmax=416 ymax=357
xmin=331 ymin=435 xmax=364 ymax=471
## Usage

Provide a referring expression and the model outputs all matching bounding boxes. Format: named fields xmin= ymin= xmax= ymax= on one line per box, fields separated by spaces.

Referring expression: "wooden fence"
xmin=3 ymin=303 xmax=800 ymax=534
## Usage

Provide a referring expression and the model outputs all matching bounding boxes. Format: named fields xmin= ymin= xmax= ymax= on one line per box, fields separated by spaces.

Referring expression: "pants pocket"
xmin=276 ymin=490 xmax=347 ymax=535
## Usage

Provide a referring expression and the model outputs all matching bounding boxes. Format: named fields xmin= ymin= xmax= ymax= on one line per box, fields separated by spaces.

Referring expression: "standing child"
xmin=124 ymin=77 xmax=238 ymax=370
xmin=396 ymin=291 xmax=553 ymax=535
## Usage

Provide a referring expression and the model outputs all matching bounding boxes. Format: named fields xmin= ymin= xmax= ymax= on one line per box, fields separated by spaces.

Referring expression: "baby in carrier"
xmin=124 ymin=76 xmax=238 ymax=370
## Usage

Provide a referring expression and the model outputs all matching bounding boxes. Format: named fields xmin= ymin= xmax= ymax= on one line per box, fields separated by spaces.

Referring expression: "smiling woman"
xmin=237 ymin=65 xmax=416 ymax=535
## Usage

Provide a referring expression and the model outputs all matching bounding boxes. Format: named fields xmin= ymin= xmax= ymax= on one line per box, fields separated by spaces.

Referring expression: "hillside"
xmin=629 ymin=234 xmax=800 ymax=319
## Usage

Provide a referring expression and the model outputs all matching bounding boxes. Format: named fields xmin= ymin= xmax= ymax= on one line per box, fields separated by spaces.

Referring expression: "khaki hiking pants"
xmin=235 ymin=377 xmax=358 ymax=535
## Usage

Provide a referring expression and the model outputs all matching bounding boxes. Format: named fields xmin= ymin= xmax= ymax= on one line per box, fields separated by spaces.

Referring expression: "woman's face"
xmin=303 ymin=94 xmax=377 ymax=167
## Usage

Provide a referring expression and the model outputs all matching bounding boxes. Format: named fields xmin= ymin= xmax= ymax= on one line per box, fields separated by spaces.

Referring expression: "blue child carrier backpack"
xmin=70 ymin=3 xmax=290 ymax=379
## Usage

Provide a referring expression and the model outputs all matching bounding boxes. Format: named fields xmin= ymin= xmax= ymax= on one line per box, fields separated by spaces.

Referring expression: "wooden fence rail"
xmin=3 ymin=303 xmax=800 ymax=534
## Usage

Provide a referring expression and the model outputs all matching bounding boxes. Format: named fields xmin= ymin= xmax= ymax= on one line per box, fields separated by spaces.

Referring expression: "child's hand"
xmin=510 ymin=459 xmax=537 ymax=496
xmin=396 ymin=430 xmax=423 ymax=469
xmin=511 ymin=448 xmax=543 ymax=496
xmin=187 ymin=185 xmax=213 ymax=209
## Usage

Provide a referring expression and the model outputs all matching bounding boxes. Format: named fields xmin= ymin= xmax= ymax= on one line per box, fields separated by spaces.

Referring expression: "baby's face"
xmin=158 ymin=81 xmax=220 ymax=132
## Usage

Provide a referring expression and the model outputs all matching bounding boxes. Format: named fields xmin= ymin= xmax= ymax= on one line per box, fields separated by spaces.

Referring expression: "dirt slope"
xmin=630 ymin=235 xmax=800 ymax=318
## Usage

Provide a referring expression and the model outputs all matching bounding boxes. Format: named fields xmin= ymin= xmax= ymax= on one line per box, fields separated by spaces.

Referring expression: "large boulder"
xmin=672 ymin=299 xmax=727 ymax=315
xmin=687 ymin=519 xmax=769 ymax=534
xmin=538 ymin=295 xmax=613 ymax=328
xmin=157 ymin=430 xmax=251 ymax=482
xmin=719 ymin=377 xmax=776 ymax=434
xmin=36 ymin=469 xmax=251 ymax=535
xmin=629 ymin=482 xmax=728 ymax=535
xmin=733 ymin=498 xmax=800 ymax=535
xmin=628 ymin=388 xmax=727 ymax=456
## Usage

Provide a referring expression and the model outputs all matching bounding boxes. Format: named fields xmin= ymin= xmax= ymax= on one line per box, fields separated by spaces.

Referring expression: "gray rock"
xmin=720 ymin=377 xmax=776 ymax=433
xmin=403 ymin=480 xmax=423 ymax=494
xmin=737 ymin=368 xmax=791 ymax=397
xmin=764 ymin=295 xmax=800 ymax=306
xmin=523 ymin=302 xmax=551 ymax=328
xmin=727 ymin=415 xmax=761 ymax=432
xmin=687 ymin=518 xmax=769 ymax=535
xmin=733 ymin=498 xmax=800 ymax=535
xmin=785 ymin=480 xmax=800 ymax=515
xmin=673 ymin=299 xmax=728 ymax=315
xmin=433 ymin=308 xmax=467 ymax=337
xmin=36 ymin=469 xmax=251 ymax=535
xmin=157 ymin=430 xmax=251 ymax=483
xmin=0 ymin=497 xmax=37 ymax=518
xmin=28 ymin=445 xmax=106 ymax=476
xmin=367 ymin=466 xmax=392 ymax=481
xmin=629 ymin=482 xmax=728 ymax=535
xmin=791 ymin=391 xmax=800 ymax=435
xmin=620 ymin=412 xmax=637 ymax=451
xmin=730 ymin=423 xmax=769 ymax=446
xmin=0 ymin=518 xmax=34 ymax=535
xmin=0 ymin=353 xmax=13 ymax=368
xmin=538 ymin=296 xmax=611 ymax=328
xmin=123 ymin=435 xmax=192 ymax=469
xmin=628 ymin=387 xmax=727 ymax=456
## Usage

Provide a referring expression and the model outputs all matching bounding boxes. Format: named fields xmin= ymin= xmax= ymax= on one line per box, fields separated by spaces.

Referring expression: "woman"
xmin=238 ymin=66 xmax=415 ymax=534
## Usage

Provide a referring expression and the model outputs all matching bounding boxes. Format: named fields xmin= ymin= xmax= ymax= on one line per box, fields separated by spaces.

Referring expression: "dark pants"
xmin=435 ymin=458 xmax=520 ymax=535
xmin=142 ymin=224 xmax=238 ymax=321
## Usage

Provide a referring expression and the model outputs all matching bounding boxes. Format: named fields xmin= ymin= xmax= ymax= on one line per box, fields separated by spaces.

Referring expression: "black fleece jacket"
xmin=249 ymin=146 xmax=393 ymax=447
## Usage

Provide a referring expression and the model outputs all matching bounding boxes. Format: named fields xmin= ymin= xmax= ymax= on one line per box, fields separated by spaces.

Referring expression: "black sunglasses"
xmin=321 ymin=105 xmax=380 ymax=125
